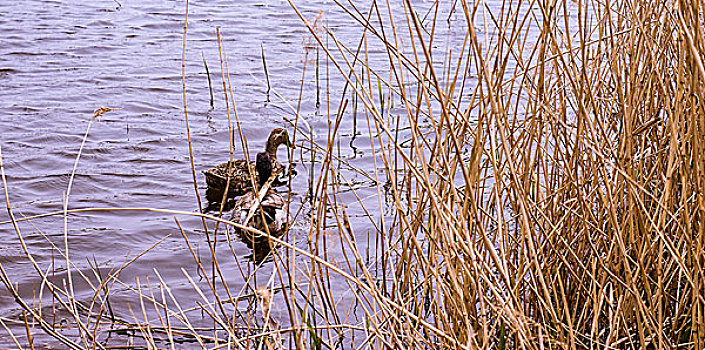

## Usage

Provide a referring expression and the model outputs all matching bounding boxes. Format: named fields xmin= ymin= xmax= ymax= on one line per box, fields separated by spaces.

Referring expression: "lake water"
xmin=0 ymin=0 xmax=500 ymax=347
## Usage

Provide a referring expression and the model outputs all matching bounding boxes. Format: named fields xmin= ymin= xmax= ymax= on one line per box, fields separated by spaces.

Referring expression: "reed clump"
xmin=282 ymin=0 xmax=705 ymax=348
xmin=1 ymin=0 xmax=704 ymax=349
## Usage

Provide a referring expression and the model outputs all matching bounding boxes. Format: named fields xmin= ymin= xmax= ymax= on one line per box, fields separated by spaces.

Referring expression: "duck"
xmin=204 ymin=128 xmax=292 ymax=201
xmin=231 ymin=152 xmax=289 ymax=249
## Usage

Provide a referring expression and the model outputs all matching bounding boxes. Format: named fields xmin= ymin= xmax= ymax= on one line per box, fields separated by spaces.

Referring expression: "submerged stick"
xmin=316 ymin=47 xmax=321 ymax=109
xmin=261 ymin=43 xmax=271 ymax=102
xmin=202 ymin=51 xmax=214 ymax=108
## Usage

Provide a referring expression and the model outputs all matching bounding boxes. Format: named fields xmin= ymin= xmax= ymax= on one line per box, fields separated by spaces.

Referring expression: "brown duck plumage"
xmin=203 ymin=128 xmax=291 ymax=200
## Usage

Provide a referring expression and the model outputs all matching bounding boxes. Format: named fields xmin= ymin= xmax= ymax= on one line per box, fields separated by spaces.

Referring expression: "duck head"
xmin=265 ymin=128 xmax=292 ymax=160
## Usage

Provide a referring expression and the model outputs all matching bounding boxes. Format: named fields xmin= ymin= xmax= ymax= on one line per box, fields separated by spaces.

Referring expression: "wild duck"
xmin=231 ymin=152 xmax=289 ymax=248
xmin=204 ymin=128 xmax=292 ymax=201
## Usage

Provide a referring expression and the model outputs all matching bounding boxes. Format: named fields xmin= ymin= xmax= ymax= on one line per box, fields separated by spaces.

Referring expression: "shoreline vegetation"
xmin=2 ymin=0 xmax=705 ymax=349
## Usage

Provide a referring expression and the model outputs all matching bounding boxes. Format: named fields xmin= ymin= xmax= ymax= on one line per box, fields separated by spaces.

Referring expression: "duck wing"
xmin=204 ymin=159 xmax=260 ymax=198
xmin=259 ymin=190 xmax=289 ymax=231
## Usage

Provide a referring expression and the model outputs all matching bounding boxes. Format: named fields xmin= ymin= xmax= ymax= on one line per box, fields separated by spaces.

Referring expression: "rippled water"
xmin=0 ymin=0 xmax=478 ymax=347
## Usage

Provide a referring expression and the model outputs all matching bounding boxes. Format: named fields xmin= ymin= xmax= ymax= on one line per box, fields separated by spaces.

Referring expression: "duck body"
xmin=230 ymin=152 xmax=289 ymax=249
xmin=204 ymin=158 xmax=282 ymax=199
xmin=231 ymin=188 xmax=289 ymax=247
xmin=204 ymin=128 xmax=292 ymax=202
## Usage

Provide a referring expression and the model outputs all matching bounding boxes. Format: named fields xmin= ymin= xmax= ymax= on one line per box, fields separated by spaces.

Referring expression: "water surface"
xmin=0 ymin=0 xmax=485 ymax=347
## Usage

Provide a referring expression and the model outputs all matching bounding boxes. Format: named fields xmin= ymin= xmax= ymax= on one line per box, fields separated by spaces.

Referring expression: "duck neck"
xmin=256 ymin=157 xmax=272 ymax=187
xmin=265 ymin=140 xmax=280 ymax=163
xmin=258 ymin=174 xmax=269 ymax=187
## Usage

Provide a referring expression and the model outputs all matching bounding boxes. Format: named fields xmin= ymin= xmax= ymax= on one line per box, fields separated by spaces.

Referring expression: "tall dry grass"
xmin=1 ymin=0 xmax=705 ymax=349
